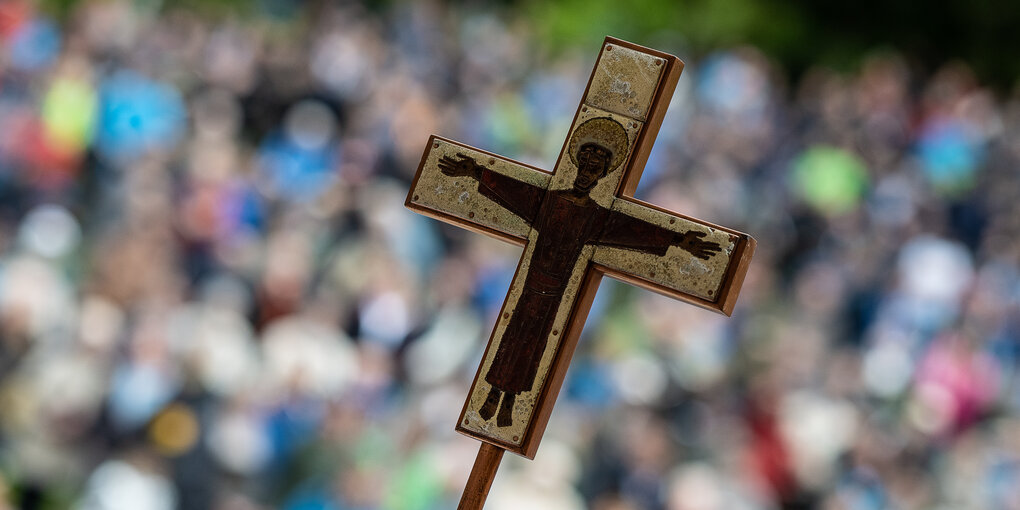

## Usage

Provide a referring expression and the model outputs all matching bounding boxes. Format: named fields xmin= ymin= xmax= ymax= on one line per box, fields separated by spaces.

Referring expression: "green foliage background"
xmin=520 ymin=0 xmax=1020 ymax=88
xmin=37 ymin=0 xmax=1020 ymax=88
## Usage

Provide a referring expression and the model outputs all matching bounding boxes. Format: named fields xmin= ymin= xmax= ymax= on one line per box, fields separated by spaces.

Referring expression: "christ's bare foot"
xmin=479 ymin=387 xmax=500 ymax=421
xmin=497 ymin=393 xmax=516 ymax=427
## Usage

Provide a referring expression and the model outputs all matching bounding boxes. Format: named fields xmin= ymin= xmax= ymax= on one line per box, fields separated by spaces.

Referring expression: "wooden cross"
xmin=405 ymin=37 xmax=755 ymax=509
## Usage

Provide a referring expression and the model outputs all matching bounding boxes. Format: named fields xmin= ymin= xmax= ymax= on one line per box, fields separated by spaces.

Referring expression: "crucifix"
xmin=405 ymin=37 xmax=755 ymax=509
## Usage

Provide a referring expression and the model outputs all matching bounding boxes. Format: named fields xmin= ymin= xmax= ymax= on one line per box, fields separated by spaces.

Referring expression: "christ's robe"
xmin=475 ymin=167 xmax=677 ymax=395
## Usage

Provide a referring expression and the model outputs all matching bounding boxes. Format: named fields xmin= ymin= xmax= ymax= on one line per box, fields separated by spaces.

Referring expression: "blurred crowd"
xmin=1 ymin=1 xmax=1019 ymax=509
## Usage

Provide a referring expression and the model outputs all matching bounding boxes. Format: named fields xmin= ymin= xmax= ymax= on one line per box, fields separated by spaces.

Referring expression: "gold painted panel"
xmin=585 ymin=43 xmax=665 ymax=121
xmin=409 ymin=140 xmax=552 ymax=240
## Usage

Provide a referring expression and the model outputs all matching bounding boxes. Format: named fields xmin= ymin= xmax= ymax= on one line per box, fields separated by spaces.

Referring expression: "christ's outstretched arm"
xmin=598 ymin=210 xmax=722 ymax=260
xmin=439 ymin=154 xmax=545 ymax=225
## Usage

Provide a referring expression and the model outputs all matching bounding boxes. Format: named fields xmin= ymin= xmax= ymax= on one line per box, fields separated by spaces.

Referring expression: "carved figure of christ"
xmin=406 ymin=37 xmax=755 ymax=460
xmin=437 ymin=140 xmax=722 ymax=428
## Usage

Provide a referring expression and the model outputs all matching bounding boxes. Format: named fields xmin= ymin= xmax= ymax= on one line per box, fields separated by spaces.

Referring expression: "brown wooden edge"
xmin=404 ymin=134 xmax=553 ymax=247
xmin=716 ymin=231 xmax=756 ymax=315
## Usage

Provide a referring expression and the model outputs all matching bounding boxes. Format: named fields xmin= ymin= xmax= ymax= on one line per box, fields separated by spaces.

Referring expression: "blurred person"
xmin=74 ymin=452 xmax=177 ymax=510
xmin=255 ymin=100 xmax=341 ymax=202
xmin=106 ymin=312 xmax=183 ymax=433
xmin=911 ymin=331 xmax=999 ymax=437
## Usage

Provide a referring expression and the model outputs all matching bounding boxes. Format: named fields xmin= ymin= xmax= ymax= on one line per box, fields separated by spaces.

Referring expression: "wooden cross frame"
xmin=405 ymin=37 xmax=755 ymax=509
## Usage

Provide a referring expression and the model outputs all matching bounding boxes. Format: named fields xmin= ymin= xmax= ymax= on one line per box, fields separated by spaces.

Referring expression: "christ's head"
xmin=567 ymin=117 xmax=629 ymax=194
xmin=573 ymin=142 xmax=613 ymax=192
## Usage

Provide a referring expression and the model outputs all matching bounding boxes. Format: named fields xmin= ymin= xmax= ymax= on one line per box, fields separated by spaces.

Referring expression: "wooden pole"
xmin=457 ymin=442 xmax=504 ymax=510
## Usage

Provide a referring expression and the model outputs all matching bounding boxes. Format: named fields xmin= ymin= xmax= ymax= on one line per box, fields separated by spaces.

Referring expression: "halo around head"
xmin=568 ymin=117 xmax=630 ymax=172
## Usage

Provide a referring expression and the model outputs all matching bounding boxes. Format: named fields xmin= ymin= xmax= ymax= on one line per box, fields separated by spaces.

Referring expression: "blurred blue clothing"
xmin=267 ymin=400 xmax=326 ymax=463
xmin=283 ymin=488 xmax=340 ymax=510
xmin=836 ymin=469 xmax=888 ymax=510
xmin=696 ymin=52 xmax=767 ymax=118
xmin=566 ymin=359 xmax=615 ymax=409
xmin=394 ymin=215 xmax=443 ymax=282
xmin=108 ymin=362 xmax=179 ymax=431
xmin=472 ymin=262 xmax=517 ymax=315
xmin=916 ymin=117 xmax=982 ymax=192
xmin=989 ymin=458 xmax=1020 ymax=508
xmin=523 ymin=74 xmax=575 ymax=128
xmin=96 ymin=71 xmax=186 ymax=162
xmin=257 ymin=132 xmax=339 ymax=201
xmin=7 ymin=18 xmax=60 ymax=71
xmin=222 ymin=181 xmax=268 ymax=233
